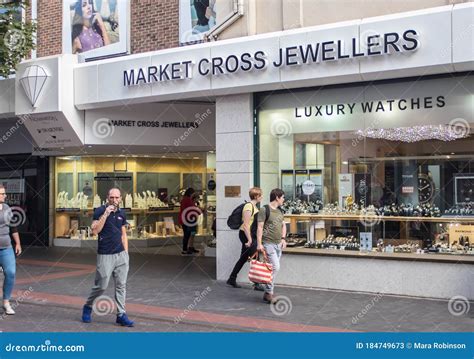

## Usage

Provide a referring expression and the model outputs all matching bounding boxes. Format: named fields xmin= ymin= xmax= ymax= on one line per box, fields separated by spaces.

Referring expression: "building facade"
xmin=0 ymin=0 xmax=473 ymax=299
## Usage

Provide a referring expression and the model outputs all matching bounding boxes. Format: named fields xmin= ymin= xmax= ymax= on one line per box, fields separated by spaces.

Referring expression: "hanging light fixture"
xmin=355 ymin=124 xmax=470 ymax=143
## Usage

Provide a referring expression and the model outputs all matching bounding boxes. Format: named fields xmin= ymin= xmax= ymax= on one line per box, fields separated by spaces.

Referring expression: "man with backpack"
xmin=257 ymin=188 xmax=287 ymax=304
xmin=226 ymin=187 xmax=263 ymax=289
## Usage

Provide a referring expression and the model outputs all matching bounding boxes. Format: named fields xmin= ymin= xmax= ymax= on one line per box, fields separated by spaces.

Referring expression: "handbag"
xmin=248 ymin=251 xmax=273 ymax=284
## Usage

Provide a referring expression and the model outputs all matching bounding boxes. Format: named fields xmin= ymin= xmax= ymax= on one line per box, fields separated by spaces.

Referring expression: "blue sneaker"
xmin=116 ymin=313 xmax=134 ymax=327
xmin=82 ymin=305 xmax=92 ymax=323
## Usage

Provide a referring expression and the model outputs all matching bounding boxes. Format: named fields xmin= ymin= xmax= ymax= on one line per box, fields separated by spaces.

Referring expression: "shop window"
xmin=54 ymin=154 xmax=216 ymax=246
xmin=257 ymin=75 xmax=474 ymax=257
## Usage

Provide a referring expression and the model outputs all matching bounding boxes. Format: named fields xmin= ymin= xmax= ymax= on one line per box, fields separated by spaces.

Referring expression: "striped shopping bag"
xmin=248 ymin=251 xmax=273 ymax=284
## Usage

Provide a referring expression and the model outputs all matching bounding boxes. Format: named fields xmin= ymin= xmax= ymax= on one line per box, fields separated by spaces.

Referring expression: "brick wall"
xmin=34 ymin=0 xmax=179 ymax=58
xmin=36 ymin=0 xmax=63 ymax=58
xmin=130 ymin=0 xmax=179 ymax=54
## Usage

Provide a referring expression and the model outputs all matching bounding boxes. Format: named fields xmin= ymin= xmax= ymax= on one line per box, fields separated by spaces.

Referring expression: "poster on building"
xmin=179 ymin=0 xmax=217 ymax=45
xmin=338 ymin=173 xmax=354 ymax=208
xmin=281 ymin=170 xmax=294 ymax=201
xmin=295 ymin=170 xmax=308 ymax=201
xmin=62 ymin=0 xmax=129 ymax=61
xmin=309 ymin=169 xmax=323 ymax=203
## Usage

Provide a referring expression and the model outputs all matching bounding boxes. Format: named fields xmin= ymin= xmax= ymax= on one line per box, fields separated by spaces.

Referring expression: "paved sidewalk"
xmin=0 ymin=246 xmax=472 ymax=332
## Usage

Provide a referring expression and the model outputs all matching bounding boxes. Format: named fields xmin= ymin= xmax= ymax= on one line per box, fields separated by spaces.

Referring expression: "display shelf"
xmin=56 ymin=208 xmax=181 ymax=215
xmin=55 ymin=208 xmax=82 ymax=213
xmin=53 ymin=234 xmax=213 ymax=249
xmin=284 ymin=214 xmax=474 ymax=223
xmin=283 ymin=247 xmax=474 ymax=264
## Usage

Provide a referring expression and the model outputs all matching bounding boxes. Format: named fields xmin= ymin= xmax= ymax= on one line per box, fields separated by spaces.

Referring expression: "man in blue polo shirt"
xmin=82 ymin=188 xmax=134 ymax=327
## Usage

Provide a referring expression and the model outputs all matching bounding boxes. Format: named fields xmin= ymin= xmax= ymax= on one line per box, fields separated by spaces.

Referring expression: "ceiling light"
xmin=355 ymin=124 xmax=470 ymax=143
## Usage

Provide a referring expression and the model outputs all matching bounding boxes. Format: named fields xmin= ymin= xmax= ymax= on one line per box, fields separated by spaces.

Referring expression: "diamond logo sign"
xmin=19 ymin=65 xmax=49 ymax=108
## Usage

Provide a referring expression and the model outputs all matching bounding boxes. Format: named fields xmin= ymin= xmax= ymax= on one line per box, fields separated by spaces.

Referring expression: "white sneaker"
xmin=3 ymin=302 xmax=15 ymax=315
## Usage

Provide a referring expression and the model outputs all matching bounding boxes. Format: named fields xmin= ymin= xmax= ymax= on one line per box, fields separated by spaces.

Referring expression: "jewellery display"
xmin=56 ymin=191 xmax=89 ymax=209
xmin=444 ymin=204 xmax=474 ymax=216
xmin=303 ymin=202 xmax=443 ymax=218
xmin=281 ymin=199 xmax=323 ymax=214
xmin=285 ymin=233 xmax=307 ymax=247
xmin=133 ymin=191 xmax=168 ymax=209
xmin=284 ymin=213 xmax=474 ymax=256
xmin=93 ymin=194 xmax=101 ymax=209
xmin=315 ymin=234 xmax=360 ymax=251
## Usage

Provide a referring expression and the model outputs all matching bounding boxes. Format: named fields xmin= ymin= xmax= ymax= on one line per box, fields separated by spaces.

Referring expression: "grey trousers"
xmin=86 ymin=251 xmax=129 ymax=315
xmin=263 ymin=242 xmax=282 ymax=295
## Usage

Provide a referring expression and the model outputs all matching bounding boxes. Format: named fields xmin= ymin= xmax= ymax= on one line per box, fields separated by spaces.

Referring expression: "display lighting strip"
xmin=355 ymin=124 xmax=470 ymax=143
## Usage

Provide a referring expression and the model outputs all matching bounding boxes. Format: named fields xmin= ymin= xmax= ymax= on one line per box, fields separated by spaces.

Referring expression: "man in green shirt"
xmin=257 ymin=188 xmax=287 ymax=304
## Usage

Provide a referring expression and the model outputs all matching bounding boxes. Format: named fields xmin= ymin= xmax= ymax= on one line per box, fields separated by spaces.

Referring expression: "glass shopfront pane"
xmin=54 ymin=153 xmax=216 ymax=242
xmin=257 ymin=75 xmax=474 ymax=256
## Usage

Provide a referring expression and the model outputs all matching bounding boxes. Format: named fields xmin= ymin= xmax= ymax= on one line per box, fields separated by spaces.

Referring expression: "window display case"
xmin=54 ymin=154 xmax=216 ymax=247
xmin=284 ymin=213 xmax=474 ymax=257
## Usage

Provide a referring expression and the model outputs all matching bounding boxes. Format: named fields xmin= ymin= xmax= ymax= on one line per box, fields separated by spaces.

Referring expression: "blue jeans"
xmin=263 ymin=242 xmax=282 ymax=295
xmin=0 ymin=248 xmax=16 ymax=301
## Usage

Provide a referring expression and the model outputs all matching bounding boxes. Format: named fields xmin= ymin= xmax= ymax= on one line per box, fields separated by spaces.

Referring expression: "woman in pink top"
xmin=71 ymin=0 xmax=110 ymax=54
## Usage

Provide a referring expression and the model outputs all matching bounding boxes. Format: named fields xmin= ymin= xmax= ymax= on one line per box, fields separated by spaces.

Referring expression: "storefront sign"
xmin=259 ymin=76 xmax=473 ymax=135
xmin=448 ymin=224 xmax=474 ymax=245
xmin=85 ymin=103 xmax=215 ymax=147
xmin=21 ymin=114 xmax=84 ymax=148
xmin=302 ymin=180 xmax=316 ymax=195
xmin=94 ymin=175 xmax=132 ymax=181
xmin=225 ymin=186 xmax=241 ymax=198
xmin=294 ymin=96 xmax=445 ymax=118
xmin=123 ymin=30 xmax=419 ymax=86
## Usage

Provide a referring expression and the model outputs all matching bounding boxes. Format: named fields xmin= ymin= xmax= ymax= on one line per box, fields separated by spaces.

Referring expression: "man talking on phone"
xmin=82 ymin=188 xmax=134 ymax=327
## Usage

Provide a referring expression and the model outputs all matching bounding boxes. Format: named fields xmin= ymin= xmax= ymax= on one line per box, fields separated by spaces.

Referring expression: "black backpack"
xmin=227 ymin=203 xmax=272 ymax=232
xmin=227 ymin=202 xmax=253 ymax=230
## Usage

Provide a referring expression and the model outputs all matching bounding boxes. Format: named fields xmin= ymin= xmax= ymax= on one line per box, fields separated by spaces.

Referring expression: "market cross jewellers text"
xmin=123 ymin=29 xmax=419 ymax=86
xmin=106 ymin=120 xmax=200 ymax=129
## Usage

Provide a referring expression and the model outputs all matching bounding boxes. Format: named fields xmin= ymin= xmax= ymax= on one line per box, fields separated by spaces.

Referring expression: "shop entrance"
xmin=0 ymin=155 xmax=49 ymax=247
